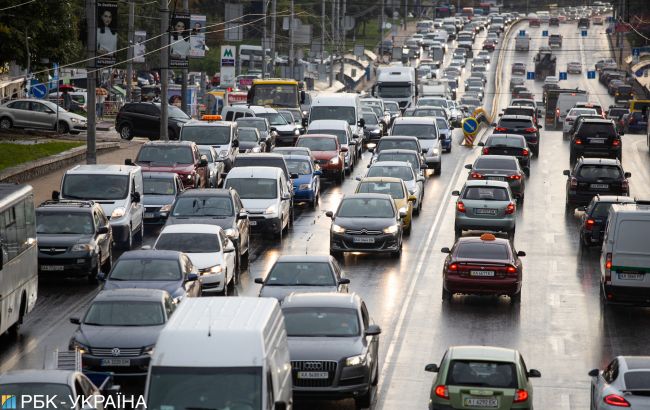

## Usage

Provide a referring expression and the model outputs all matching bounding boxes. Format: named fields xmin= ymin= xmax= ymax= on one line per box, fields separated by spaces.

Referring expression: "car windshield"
xmin=171 ymin=196 xmax=234 ymax=217
xmin=257 ymin=112 xmax=288 ymax=126
xmin=377 ymin=140 xmax=418 ymax=152
xmin=456 ymin=242 xmax=509 ymax=259
xmin=357 ymin=181 xmax=405 ymax=199
xmin=310 ymin=106 xmax=356 ymax=125
xmin=181 ymin=126 xmax=230 ymax=145
xmin=475 ymin=157 xmax=518 ymax=171
xmin=463 ymin=186 xmax=510 ymax=201
xmin=384 ymin=102 xmax=400 ymax=113
xmin=225 ymin=178 xmax=278 ymax=200
xmin=266 ymin=262 xmax=335 ymax=286
xmin=363 ymin=114 xmax=379 ymax=125
xmin=168 ymin=105 xmax=190 ymax=119
xmin=237 ymin=118 xmax=267 ymax=131
xmin=308 ymin=130 xmax=347 ymax=144
xmin=487 ymin=136 xmax=525 ymax=147
xmin=83 ymin=301 xmax=164 ymax=326
xmin=238 ymin=128 xmax=259 ymax=142
xmin=446 ymin=360 xmax=518 ymax=388
xmin=62 ymin=174 xmax=129 ymax=200
xmin=392 ymin=124 xmax=438 ymax=139
xmin=286 ymin=158 xmax=312 ymax=176
xmin=0 ymin=384 xmax=73 ymax=409
xmin=377 ymin=84 xmax=412 ymax=98
xmin=337 ymin=197 xmax=395 ymax=218
xmin=578 ymin=123 xmax=616 ymax=137
xmin=137 ymin=146 xmax=193 ymax=165
xmin=420 ymin=99 xmax=445 ymax=108
xmin=415 ymin=108 xmax=446 ymax=117
xmin=144 ymin=178 xmax=176 ymax=195
xmin=36 ymin=212 xmax=94 ymax=235
xmin=368 ymin=165 xmax=414 ymax=181
xmin=504 ymin=108 xmax=532 ymax=116
xmin=577 ymin=165 xmax=622 ymax=179
xmin=297 ymin=137 xmax=337 ymax=151
xmin=280 ymin=111 xmax=295 ymax=123
xmin=156 ymin=232 xmax=221 ymax=253
xmin=283 ymin=307 xmax=360 ymax=337
xmin=109 ymin=259 xmax=182 ymax=281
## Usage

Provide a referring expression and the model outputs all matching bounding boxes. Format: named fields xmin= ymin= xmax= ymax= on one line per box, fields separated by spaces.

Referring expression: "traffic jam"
xmin=2 ymin=2 xmax=650 ymax=410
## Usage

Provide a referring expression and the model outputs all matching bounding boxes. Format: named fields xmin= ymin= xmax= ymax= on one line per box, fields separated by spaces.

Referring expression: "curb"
xmin=0 ymin=142 xmax=120 ymax=184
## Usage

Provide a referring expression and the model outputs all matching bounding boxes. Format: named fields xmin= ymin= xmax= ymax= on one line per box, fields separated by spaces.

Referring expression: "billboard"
xmin=134 ymin=30 xmax=146 ymax=63
xmin=170 ymin=13 xmax=190 ymax=68
xmin=96 ymin=1 xmax=118 ymax=66
xmin=190 ymin=15 xmax=206 ymax=58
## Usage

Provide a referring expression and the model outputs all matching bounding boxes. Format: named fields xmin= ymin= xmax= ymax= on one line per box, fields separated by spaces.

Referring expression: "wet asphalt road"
xmin=2 ymin=17 xmax=650 ymax=410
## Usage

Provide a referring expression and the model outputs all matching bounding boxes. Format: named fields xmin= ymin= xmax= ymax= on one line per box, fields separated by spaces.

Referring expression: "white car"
xmin=562 ymin=107 xmax=597 ymax=136
xmin=153 ymin=224 xmax=237 ymax=296
xmin=365 ymin=161 xmax=425 ymax=214
xmin=589 ymin=356 xmax=650 ymax=409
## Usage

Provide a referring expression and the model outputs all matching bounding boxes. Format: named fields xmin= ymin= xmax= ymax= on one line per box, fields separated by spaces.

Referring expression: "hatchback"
xmin=466 ymin=155 xmax=526 ymax=202
xmin=578 ymin=195 xmax=635 ymax=247
xmin=479 ymin=134 xmax=530 ymax=175
xmin=563 ymin=158 xmax=630 ymax=209
xmin=452 ymin=181 xmax=517 ymax=239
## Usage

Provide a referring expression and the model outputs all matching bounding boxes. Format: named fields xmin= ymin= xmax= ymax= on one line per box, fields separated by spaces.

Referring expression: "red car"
xmin=440 ymin=233 xmax=526 ymax=303
xmin=295 ymin=134 xmax=347 ymax=184
xmin=482 ymin=39 xmax=497 ymax=51
xmin=132 ymin=141 xmax=209 ymax=189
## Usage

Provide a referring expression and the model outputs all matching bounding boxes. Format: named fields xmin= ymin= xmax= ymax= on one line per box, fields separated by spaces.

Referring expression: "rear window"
xmin=577 ymin=165 xmax=622 ymax=179
xmin=487 ymin=136 xmax=525 ymax=147
xmin=499 ymin=119 xmax=533 ymax=128
xmin=357 ymin=181 xmax=405 ymax=199
xmin=463 ymin=186 xmax=510 ymax=201
xmin=474 ymin=157 xmax=518 ymax=171
xmin=615 ymin=220 xmax=650 ymax=254
xmin=623 ymin=371 xmax=650 ymax=390
xmin=591 ymin=202 xmax=614 ymax=218
xmin=446 ymin=360 xmax=517 ymax=388
xmin=576 ymin=123 xmax=616 ymax=137
xmin=456 ymin=242 xmax=509 ymax=259
xmin=504 ymin=108 xmax=533 ymax=116
xmin=377 ymin=139 xmax=419 ymax=151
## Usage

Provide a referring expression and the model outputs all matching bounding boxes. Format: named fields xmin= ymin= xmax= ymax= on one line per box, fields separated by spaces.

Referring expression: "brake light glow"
xmin=522 ymin=148 xmax=529 ymax=156
xmin=507 ymin=265 xmax=517 ymax=274
xmin=483 ymin=147 xmax=489 ymax=154
xmin=470 ymin=172 xmax=484 ymax=179
xmin=514 ymin=389 xmax=529 ymax=403
xmin=457 ymin=201 xmax=466 ymax=213
xmin=585 ymin=219 xmax=595 ymax=230
xmin=556 ymin=108 xmax=560 ymax=117
xmin=495 ymin=127 xmax=507 ymax=132
xmin=434 ymin=385 xmax=449 ymax=399
xmin=524 ymin=127 xmax=537 ymax=133
xmin=612 ymin=139 xmax=620 ymax=146
xmin=603 ymin=394 xmax=630 ymax=407
xmin=505 ymin=202 xmax=515 ymax=214
xmin=449 ymin=263 xmax=459 ymax=271
xmin=605 ymin=252 xmax=612 ymax=284
xmin=575 ymin=138 xmax=583 ymax=145
xmin=509 ymin=174 xmax=522 ymax=180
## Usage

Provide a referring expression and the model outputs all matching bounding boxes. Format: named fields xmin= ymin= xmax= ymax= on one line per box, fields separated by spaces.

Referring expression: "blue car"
xmin=624 ymin=111 xmax=647 ymax=133
xmin=285 ymin=154 xmax=321 ymax=207
xmin=435 ymin=117 xmax=454 ymax=152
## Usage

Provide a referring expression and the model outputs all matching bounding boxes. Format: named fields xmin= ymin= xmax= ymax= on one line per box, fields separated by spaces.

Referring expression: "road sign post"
xmin=559 ymin=72 xmax=567 ymax=81
xmin=526 ymin=72 xmax=535 ymax=80
xmin=542 ymin=30 xmax=548 ymax=37
xmin=462 ymin=117 xmax=479 ymax=146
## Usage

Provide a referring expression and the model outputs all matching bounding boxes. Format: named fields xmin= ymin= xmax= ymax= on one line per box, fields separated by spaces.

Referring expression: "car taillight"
xmin=585 ymin=219 xmax=595 ymax=231
xmin=612 ymin=139 xmax=620 ymax=146
xmin=495 ymin=127 xmax=507 ymax=132
xmin=603 ymin=394 xmax=630 ymax=407
xmin=524 ymin=127 xmax=537 ymax=133
xmin=483 ymin=147 xmax=489 ymax=154
xmin=508 ymin=173 xmax=521 ymax=180
xmin=575 ymin=138 xmax=583 ymax=145
xmin=505 ymin=202 xmax=515 ymax=214
xmin=470 ymin=172 xmax=484 ymax=179
xmin=522 ymin=148 xmax=529 ymax=156
xmin=556 ymin=108 xmax=560 ymax=117
xmin=434 ymin=385 xmax=449 ymax=399
xmin=506 ymin=265 xmax=517 ymax=274
xmin=514 ymin=389 xmax=529 ymax=403
xmin=457 ymin=201 xmax=466 ymax=213
xmin=605 ymin=252 xmax=612 ymax=284
xmin=570 ymin=177 xmax=578 ymax=189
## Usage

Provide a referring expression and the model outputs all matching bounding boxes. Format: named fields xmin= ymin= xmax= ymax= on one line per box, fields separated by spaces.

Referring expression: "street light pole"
xmin=126 ymin=0 xmax=135 ymax=102
xmin=262 ymin=0 xmax=268 ymax=78
xmin=289 ymin=0 xmax=295 ymax=79
xmin=160 ymin=0 xmax=169 ymax=140
xmin=181 ymin=0 xmax=189 ymax=115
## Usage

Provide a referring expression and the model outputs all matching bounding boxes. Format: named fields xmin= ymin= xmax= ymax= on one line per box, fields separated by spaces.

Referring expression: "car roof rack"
xmin=39 ymin=199 xmax=95 ymax=208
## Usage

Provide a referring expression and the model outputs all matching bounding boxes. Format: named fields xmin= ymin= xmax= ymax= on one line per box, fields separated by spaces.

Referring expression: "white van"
xmin=308 ymin=93 xmax=365 ymax=144
xmin=600 ymin=202 xmax=650 ymax=305
xmin=145 ymin=297 xmax=293 ymax=410
xmin=58 ymin=165 xmax=144 ymax=250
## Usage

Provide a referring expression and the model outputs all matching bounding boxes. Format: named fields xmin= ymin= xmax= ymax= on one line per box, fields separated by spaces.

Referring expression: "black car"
xmin=565 ymin=114 xmax=603 ymax=140
xmin=563 ymin=158 xmax=631 ymax=209
xmin=115 ymin=102 xmax=190 ymax=141
xmin=236 ymin=117 xmax=276 ymax=152
xmin=478 ymin=134 xmax=531 ymax=176
xmin=493 ymin=114 xmax=541 ymax=156
xmin=327 ymin=194 xmax=406 ymax=259
xmin=237 ymin=127 xmax=266 ymax=153
xmin=142 ymin=172 xmax=184 ymax=224
xmin=281 ymin=292 xmax=381 ymax=409
xmin=36 ymin=200 xmax=113 ymax=280
xmin=165 ymin=188 xmax=251 ymax=272
xmin=69 ymin=288 xmax=174 ymax=377
xmin=578 ymin=195 xmax=635 ymax=247
xmin=362 ymin=112 xmax=384 ymax=142
xmin=570 ymin=118 xmax=621 ymax=164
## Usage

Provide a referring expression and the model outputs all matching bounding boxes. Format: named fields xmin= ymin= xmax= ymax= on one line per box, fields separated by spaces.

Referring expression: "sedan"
xmin=356 ymin=177 xmax=416 ymax=234
xmin=426 ymin=346 xmax=541 ymax=409
xmin=466 ymin=87 xmax=484 ymax=101
xmin=285 ymin=154 xmax=321 ymax=207
xmin=441 ymin=233 xmax=526 ymax=302
xmin=509 ymin=76 xmax=525 ymax=92
xmin=453 ymin=180 xmax=517 ymax=239
xmin=366 ymin=161 xmax=425 ymax=214
xmin=483 ymin=39 xmax=497 ymax=50
xmin=255 ymin=255 xmax=349 ymax=300
xmin=479 ymin=134 xmax=531 ymax=175
xmin=0 ymin=98 xmax=87 ymax=134
xmin=589 ymin=356 xmax=650 ymax=409
xmin=466 ymin=155 xmax=526 ymax=202
xmin=567 ymin=61 xmax=582 ymax=74
xmin=327 ymin=194 xmax=406 ymax=258
xmin=142 ymin=172 xmax=184 ymax=223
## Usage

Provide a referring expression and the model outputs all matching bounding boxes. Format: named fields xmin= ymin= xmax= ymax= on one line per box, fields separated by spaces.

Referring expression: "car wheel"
xmin=135 ymin=222 xmax=144 ymax=243
xmin=89 ymin=255 xmax=101 ymax=283
xmin=121 ymin=227 xmax=133 ymax=250
xmin=524 ymin=167 xmax=530 ymax=177
xmin=219 ymin=272 xmax=229 ymax=296
xmin=442 ymin=287 xmax=452 ymax=301
xmin=57 ymin=121 xmax=70 ymax=134
xmin=434 ymin=164 xmax=442 ymax=175
xmin=518 ymin=194 xmax=525 ymax=206
xmin=101 ymin=247 xmax=113 ymax=273
xmin=391 ymin=243 xmax=402 ymax=259
xmin=565 ymin=196 xmax=574 ymax=212
xmin=354 ymin=386 xmax=373 ymax=409
xmin=310 ymin=193 xmax=319 ymax=209
xmin=404 ymin=223 xmax=411 ymax=236
xmin=119 ymin=123 xmax=134 ymax=140
xmin=0 ymin=117 xmax=12 ymax=130
xmin=240 ymin=246 xmax=250 ymax=270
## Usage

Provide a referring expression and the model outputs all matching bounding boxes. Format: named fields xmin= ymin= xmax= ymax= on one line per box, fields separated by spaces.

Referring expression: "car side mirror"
xmin=224 ymin=241 xmax=236 ymax=253
xmin=237 ymin=211 xmax=248 ymax=220
xmin=399 ymin=208 xmax=408 ymax=218
xmin=97 ymin=226 xmax=109 ymax=234
xmin=199 ymin=158 xmax=208 ymax=167
xmin=358 ymin=118 xmax=366 ymax=127
xmin=464 ymin=164 xmax=472 ymax=169
xmin=425 ymin=363 xmax=439 ymax=373
xmin=588 ymin=368 xmax=599 ymax=377
xmin=441 ymin=247 xmax=451 ymax=253
xmin=619 ymin=130 xmax=625 ymax=135
xmin=254 ymin=277 xmax=264 ymax=284
xmin=625 ymin=172 xmax=631 ymax=178
xmin=563 ymin=170 xmax=570 ymax=176
xmin=477 ymin=142 xmax=485 ymax=146
xmin=421 ymin=148 xmax=427 ymax=154
xmin=186 ymin=273 xmax=199 ymax=282
xmin=325 ymin=211 xmax=334 ymax=219
xmin=367 ymin=145 xmax=375 ymax=153
xmin=125 ymin=158 xmax=134 ymax=166
xmin=302 ymin=118 xmax=308 ymax=127
xmin=52 ymin=190 xmax=61 ymax=201
xmin=528 ymin=369 xmax=542 ymax=378
xmin=517 ymin=250 xmax=526 ymax=257
xmin=274 ymin=402 xmax=287 ymax=410
xmin=290 ymin=173 xmax=299 ymax=179
xmin=232 ymin=139 xmax=239 ymax=147
xmin=338 ymin=278 xmax=351 ymax=285
xmin=451 ymin=190 xmax=460 ymax=196
xmin=365 ymin=324 xmax=381 ymax=336
xmin=69 ymin=317 xmax=81 ymax=325
xmin=131 ymin=192 xmax=141 ymax=203
xmin=355 ymin=176 xmax=362 ymax=181
xmin=341 ymin=146 xmax=349 ymax=152
xmin=314 ymin=169 xmax=322 ymax=176
xmin=417 ymin=176 xmax=425 ymax=183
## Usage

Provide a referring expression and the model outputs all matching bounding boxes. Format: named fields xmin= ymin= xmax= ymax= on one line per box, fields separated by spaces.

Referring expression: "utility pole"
xmin=340 ymin=0 xmax=346 ymax=90
xmin=126 ymin=0 xmax=135 ymax=102
xmin=330 ymin=0 xmax=336 ymax=87
xmin=181 ymin=0 xmax=189 ymax=115
xmin=404 ymin=0 xmax=408 ymax=29
xmin=270 ymin=0 xmax=277 ymax=77
xmin=262 ymin=0 xmax=268 ymax=78
xmin=86 ymin=0 xmax=97 ymax=164
xmin=380 ymin=0 xmax=385 ymax=54
xmin=289 ymin=0 xmax=295 ymax=79
xmin=160 ymin=0 xmax=169 ymax=140
xmin=321 ymin=0 xmax=325 ymax=68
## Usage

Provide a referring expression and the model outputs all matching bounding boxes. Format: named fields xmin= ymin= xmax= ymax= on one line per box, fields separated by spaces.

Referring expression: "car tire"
xmin=524 ymin=167 xmax=530 ymax=177
xmin=404 ymin=224 xmax=411 ymax=236
xmin=101 ymin=247 xmax=113 ymax=273
xmin=442 ymin=287 xmax=452 ymax=301
xmin=434 ymin=164 xmax=442 ymax=175
xmin=240 ymin=246 xmax=250 ymax=270
xmin=121 ymin=227 xmax=133 ymax=250
xmin=0 ymin=116 xmax=12 ymax=130
xmin=354 ymin=386 xmax=373 ymax=410
xmin=391 ymin=243 xmax=402 ymax=259
xmin=310 ymin=194 xmax=319 ymax=209
xmin=119 ymin=123 xmax=134 ymax=140
xmin=518 ymin=194 xmax=525 ymax=206
xmin=57 ymin=121 xmax=70 ymax=134
xmin=135 ymin=222 xmax=144 ymax=244
xmin=218 ymin=272 xmax=229 ymax=296
xmin=89 ymin=256 xmax=101 ymax=283
xmin=337 ymin=170 xmax=344 ymax=185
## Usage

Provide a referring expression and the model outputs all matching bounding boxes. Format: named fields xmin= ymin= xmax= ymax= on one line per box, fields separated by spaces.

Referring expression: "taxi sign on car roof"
xmin=201 ymin=115 xmax=222 ymax=121
xmin=480 ymin=233 xmax=497 ymax=241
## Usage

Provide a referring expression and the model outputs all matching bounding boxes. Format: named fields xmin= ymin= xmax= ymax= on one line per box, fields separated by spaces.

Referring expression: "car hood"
xmin=103 ymin=280 xmax=183 ymax=296
xmin=365 ymin=124 xmax=381 ymax=131
xmin=211 ymin=144 xmax=232 ymax=153
xmin=37 ymin=234 xmax=94 ymax=247
xmin=76 ymin=324 xmax=164 ymax=348
xmin=419 ymin=139 xmax=438 ymax=150
xmin=165 ymin=216 xmax=234 ymax=230
xmin=274 ymin=124 xmax=297 ymax=133
xmin=293 ymin=174 xmax=313 ymax=186
xmin=239 ymin=141 xmax=259 ymax=150
xmin=333 ymin=217 xmax=395 ymax=230
xmin=311 ymin=150 xmax=339 ymax=160
xmin=137 ymin=163 xmax=195 ymax=175
xmin=260 ymin=285 xmax=338 ymax=301
xmin=242 ymin=198 xmax=278 ymax=213
xmin=287 ymin=336 xmax=364 ymax=361
xmin=143 ymin=194 xmax=176 ymax=207
xmin=185 ymin=252 xmax=223 ymax=270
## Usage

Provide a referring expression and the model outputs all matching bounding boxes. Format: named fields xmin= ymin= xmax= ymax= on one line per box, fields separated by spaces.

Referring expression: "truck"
xmin=515 ymin=34 xmax=530 ymax=51
xmin=419 ymin=80 xmax=450 ymax=99
xmin=548 ymin=34 xmax=563 ymax=48
xmin=544 ymin=88 xmax=588 ymax=128
xmin=534 ymin=47 xmax=557 ymax=81
xmin=373 ymin=66 xmax=418 ymax=111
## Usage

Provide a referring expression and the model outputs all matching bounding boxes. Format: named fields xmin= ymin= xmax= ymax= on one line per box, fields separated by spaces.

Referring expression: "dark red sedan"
xmin=482 ymin=39 xmax=497 ymax=51
xmin=440 ymin=233 xmax=526 ymax=303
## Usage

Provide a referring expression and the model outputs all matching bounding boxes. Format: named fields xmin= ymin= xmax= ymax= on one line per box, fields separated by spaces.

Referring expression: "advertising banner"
xmin=190 ymin=15 xmax=207 ymax=58
xmin=96 ymin=1 xmax=119 ymax=66
xmin=170 ymin=13 xmax=191 ymax=68
xmin=134 ymin=30 xmax=146 ymax=63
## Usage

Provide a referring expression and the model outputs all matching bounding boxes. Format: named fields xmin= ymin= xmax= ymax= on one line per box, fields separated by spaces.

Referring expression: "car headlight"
xmin=432 ymin=148 xmax=440 ymax=155
xmin=70 ymin=118 xmax=80 ymax=124
xmin=200 ymin=265 xmax=223 ymax=274
xmin=71 ymin=244 xmax=94 ymax=252
xmin=185 ymin=174 xmax=194 ymax=180
xmin=371 ymin=128 xmax=381 ymax=134
xmin=71 ymin=340 xmax=89 ymax=354
xmin=294 ymin=128 xmax=300 ymax=135
xmin=143 ymin=344 xmax=155 ymax=355
xmin=345 ymin=354 xmax=367 ymax=367
xmin=383 ymin=224 xmax=399 ymax=234
xmin=251 ymin=146 xmax=261 ymax=153
xmin=219 ymin=150 xmax=229 ymax=158
xmin=159 ymin=204 xmax=172 ymax=213
xmin=224 ymin=228 xmax=238 ymax=238
xmin=329 ymin=156 xmax=340 ymax=165
xmin=299 ymin=183 xmax=311 ymax=190
xmin=331 ymin=224 xmax=346 ymax=234
xmin=265 ymin=204 xmax=278 ymax=215
xmin=111 ymin=207 xmax=126 ymax=219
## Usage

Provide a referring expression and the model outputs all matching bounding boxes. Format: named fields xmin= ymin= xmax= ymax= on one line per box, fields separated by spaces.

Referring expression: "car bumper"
xmin=38 ymin=255 xmax=96 ymax=276
xmin=248 ymin=215 xmax=283 ymax=234
xmin=567 ymin=190 xmax=628 ymax=205
xmin=293 ymin=189 xmax=316 ymax=203
xmin=424 ymin=155 xmax=441 ymax=168
xmin=603 ymin=283 xmax=650 ymax=305
xmin=293 ymin=365 xmax=371 ymax=399
xmin=581 ymin=229 xmax=603 ymax=245
xmin=109 ymin=220 xmax=131 ymax=244
xmin=143 ymin=208 xmax=169 ymax=224
xmin=198 ymin=271 xmax=226 ymax=294
xmin=572 ymin=146 xmax=621 ymax=158
xmin=330 ymin=233 xmax=401 ymax=253
xmin=455 ymin=214 xmax=516 ymax=232
xmin=444 ymin=277 xmax=521 ymax=296
xmin=276 ymin=133 xmax=299 ymax=145
xmin=72 ymin=123 xmax=88 ymax=131
xmin=81 ymin=354 xmax=151 ymax=377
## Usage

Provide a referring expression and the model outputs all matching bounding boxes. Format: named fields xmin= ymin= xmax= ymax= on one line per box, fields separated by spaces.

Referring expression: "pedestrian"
xmin=96 ymin=93 xmax=106 ymax=120
xmin=62 ymin=90 xmax=72 ymax=111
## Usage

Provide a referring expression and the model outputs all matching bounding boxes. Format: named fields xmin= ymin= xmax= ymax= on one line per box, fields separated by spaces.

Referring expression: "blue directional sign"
xmin=559 ymin=72 xmax=567 ymax=80
xmin=519 ymin=30 xmax=526 ymax=37
xmin=462 ymin=117 xmax=479 ymax=136
xmin=581 ymin=30 xmax=588 ymax=37
xmin=542 ymin=30 xmax=549 ymax=37
xmin=633 ymin=48 xmax=640 ymax=56
xmin=526 ymin=71 xmax=535 ymax=80
xmin=29 ymin=79 xmax=47 ymax=99
xmin=587 ymin=70 xmax=596 ymax=79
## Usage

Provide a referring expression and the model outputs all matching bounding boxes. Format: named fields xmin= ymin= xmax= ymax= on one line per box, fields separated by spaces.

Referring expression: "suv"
xmin=132 ymin=141 xmax=209 ymax=189
xmin=563 ymin=158 xmax=631 ymax=209
xmin=116 ymin=102 xmax=190 ymax=141
xmin=579 ymin=195 xmax=635 ymax=247
xmin=570 ymin=118 xmax=621 ymax=164
xmin=179 ymin=120 xmax=239 ymax=171
xmin=36 ymin=200 xmax=113 ymax=280
xmin=494 ymin=114 xmax=541 ymax=156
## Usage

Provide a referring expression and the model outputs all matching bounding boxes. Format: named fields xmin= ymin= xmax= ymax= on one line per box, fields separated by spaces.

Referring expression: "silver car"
xmin=589 ymin=356 xmax=650 ymax=409
xmin=452 ymin=180 xmax=517 ymax=239
xmin=365 ymin=161 xmax=425 ymax=214
xmin=0 ymin=98 xmax=87 ymax=134
xmin=562 ymin=107 xmax=597 ymax=137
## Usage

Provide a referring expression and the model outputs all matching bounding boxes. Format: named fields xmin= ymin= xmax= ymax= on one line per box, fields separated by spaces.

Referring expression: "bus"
xmin=461 ymin=7 xmax=475 ymax=20
xmin=246 ymin=78 xmax=305 ymax=111
xmin=0 ymin=184 xmax=38 ymax=335
xmin=434 ymin=5 xmax=452 ymax=18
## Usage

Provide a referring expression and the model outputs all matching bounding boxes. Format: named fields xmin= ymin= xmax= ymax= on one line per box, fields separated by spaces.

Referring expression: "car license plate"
xmin=488 ymin=176 xmax=505 ymax=181
xmin=591 ymin=184 xmax=609 ymax=189
xmin=619 ymin=272 xmax=644 ymax=280
xmin=249 ymin=220 xmax=258 ymax=226
xmin=144 ymin=212 xmax=155 ymax=218
xmin=41 ymin=265 xmax=64 ymax=271
xmin=353 ymin=237 xmax=375 ymax=243
xmin=100 ymin=358 xmax=131 ymax=367
xmin=589 ymin=138 xmax=606 ymax=144
xmin=463 ymin=397 xmax=498 ymax=408
xmin=470 ymin=270 xmax=495 ymax=277
xmin=297 ymin=371 xmax=329 ymax=379
xmin=475 ymin=208 xmax=497 ymax=215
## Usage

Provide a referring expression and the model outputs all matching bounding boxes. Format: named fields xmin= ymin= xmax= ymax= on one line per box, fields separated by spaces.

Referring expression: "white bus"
xmin=0 ymin=184 xmax=38 ymax=335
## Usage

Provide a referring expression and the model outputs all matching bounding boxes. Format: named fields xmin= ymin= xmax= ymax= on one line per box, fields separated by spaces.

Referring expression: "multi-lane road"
xmin=1 ymin=16 xmax=649 ymax=410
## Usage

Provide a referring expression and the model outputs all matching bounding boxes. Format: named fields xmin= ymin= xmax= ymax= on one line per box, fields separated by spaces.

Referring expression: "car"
xmin=281 ymin=292 xmax=381 ymax=409
xmin=478 ymin=134 xmax=531 ymax=175
xmin=589 ymin=356 xmax=650 ymax=409
xmin=0 ymin=370 xmax=108 ymax=406
xmin=494 ymin=114 xmax=540 ymax=156
xmin=459 ymin=96 xmax=482 ymax=113
xmin=452 ymin=180 xmax=517 ymax=239
xmin=142 ymin=172 xmax=184 ymax=224
xmin=237 ymin=127 xmax=266 ymax=153
xmin=569 ymin=118 xmax=621 ymax=163
xmin=254 ymin=255 xmax=349 ymax=300
xmin=383 ymin=101 xmax=401 ymax=125
xmin=406 ymin=107 xmax=449 ymax=121
xmin=180 ymin=119 xmax=240 ymax=170
xmin=466 ymin=155 xmax=526 ymax=202
xmin=565 ymin=113 xmax=603 ymax=140
xmin=0 ymin=99 xmax=87 ymax=134
xmin=425 ymin=345 xmax=541 ymax=408
xmin=613 ymin=84 xmax=634 ymax=102
xmin=482 ymin=39 xmax=497 ymax=50
xmin=99 ymin=250 xmax=201 ymax=301
xmin=361 ymin=111 xmax=385 ymax=143
xmin=563 ymin=158 xmax=630 ymax=209
xmin=595 ymin=58 xmax=617 ymax=72
xmin=563 ymin=107 xmax=598 ymax=137
xmin=246 ymin=106 xmax=302 ymax=146
xmin=366 ymin=161 xmax=425 ymax=214
xmin=285 ymin=154 xmax=321 ymax=207
xmin=153 ymin=224 xmax=237 ymax=295
xmin=35 ymin=200 xmax=113 ymax=280
xmin=466 ymin=86 xmax=484 ymax=101
xmin=273 ymin=146 xmax=318 ymax=165
xmin=434 ymin=116 xmax=454 ymax=152
xmin=296 ymin=134 xmax=346 ymax=184
xmin=356 ymin=177 xmax=416 ymax=234
xmin=440 ymin=233 xmax=526 ymax=302
xmin=236 ymin=117 xmax=276 ymax=152
xmin=511 ymin=86 xmax=531 ymax=99
xmin=567 ymin=61 xmax=582 ymax=74
xmin=115 ymin=102 xmax=190 ymax=140
xmin=622 ymin=110 xmax=648 ymax=133
xmin=327 ymin=193 xmax=406 ymax=258
xmin=390 ymin=117 xmax=442 ymax=174
xmin=578 ymin=195 xmax=635 ymax=247
xmin=371 ymin=135 xmax=423 ymax=162
xmin=132 ymin=141 xmax=209 ymax=189
xmin=306 ymin=120 xmax=358 ymax=172
xmin=69 ymin=288 xmax=174 ymax=377
xmin=549 ymin=16 xmax=560 ymax=25
xmin=374 ymin=148 xmax=427 ymax=178
xmin=197 ymin=146 xmax=225 ymax=188
xmin=607 ymin=79 xmax=626 ymax=96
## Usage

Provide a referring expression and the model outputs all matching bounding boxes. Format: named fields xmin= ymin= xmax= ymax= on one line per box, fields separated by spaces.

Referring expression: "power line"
xmin=0 ymin=0 xmax=36 ymax=12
